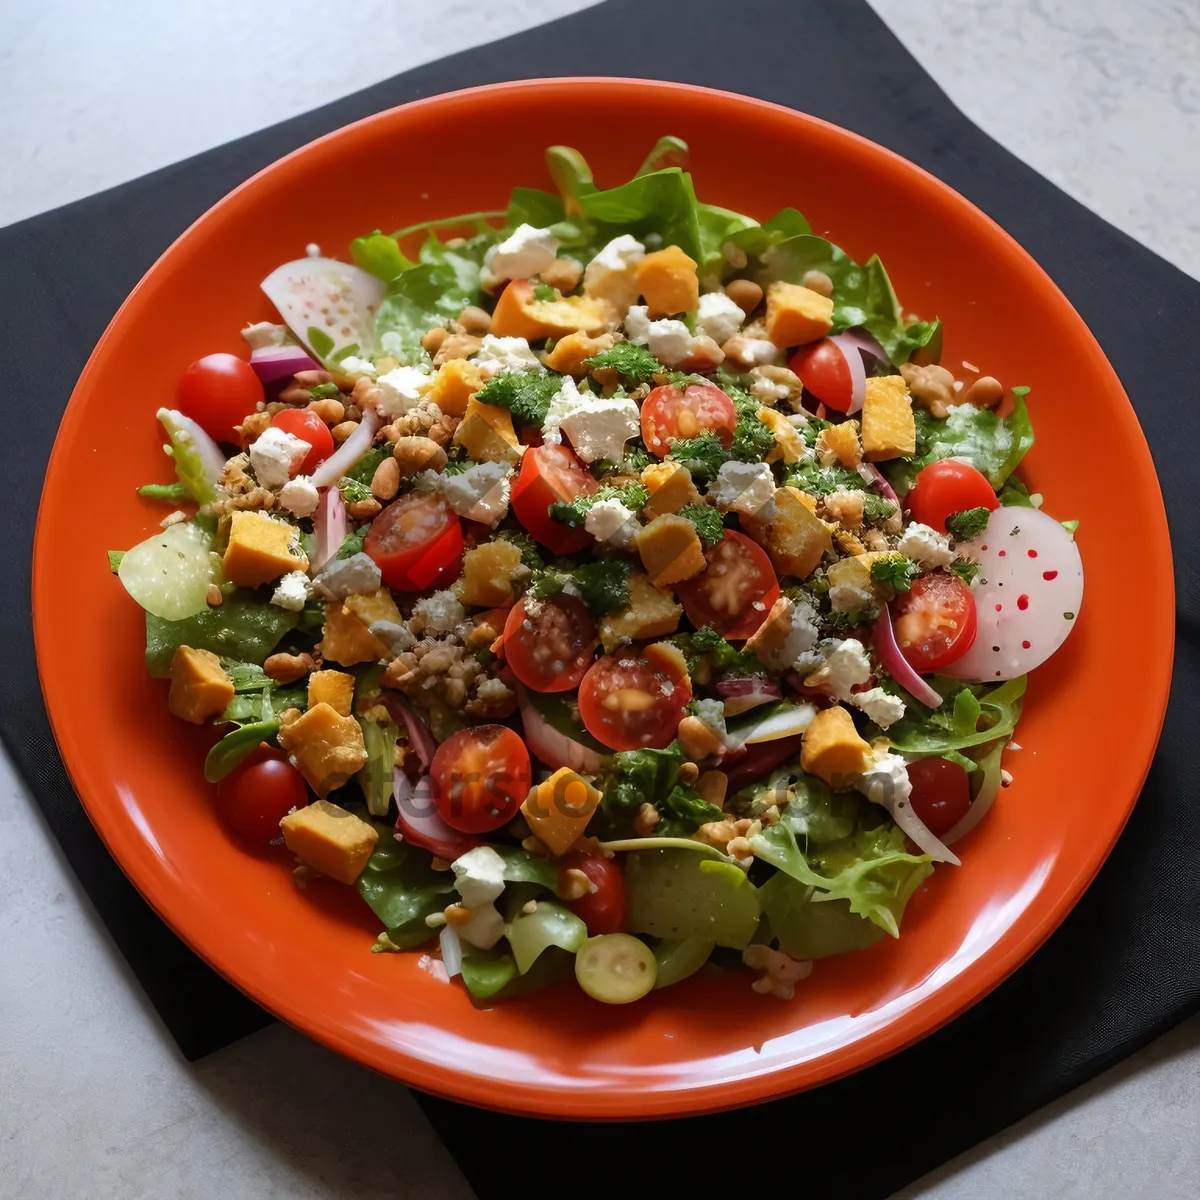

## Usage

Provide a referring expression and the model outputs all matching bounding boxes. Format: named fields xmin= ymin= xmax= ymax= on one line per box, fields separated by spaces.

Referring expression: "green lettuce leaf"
xmin=506 ymin=186 xmax=566 ymax=229
xmin=575 ymin=168 xmax=705 ymax=263
xmin=594 ymin=743 xmax=722 ymax=839
xmin=505 ymin=900 xmax=587 ymax=974
xmin=727 ymin=207 xmax=812 ymax=261
xmin=355 ymin=827 xmax=456 ymax=949
xmin=750 ymin=821 xmax=932 ymax=937
xmin=144 ymin=595 xmax=298 ymax=678
xmin=884 ymin=675 xmax=1026 ymax=759
xmin=349 ymin=230 xmax=412 ymax=282
xmin=356 ymin=715 xmax=398 ymax=818
xmin=885 ymin=396 xmax=1035 ymax=494
xmin=757 ymin=872 xmax=887 ymax=959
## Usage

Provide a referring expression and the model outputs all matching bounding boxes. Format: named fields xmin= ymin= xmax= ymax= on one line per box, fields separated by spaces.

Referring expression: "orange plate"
xmin=33 ymin=80 xmax=1173 ymax=1118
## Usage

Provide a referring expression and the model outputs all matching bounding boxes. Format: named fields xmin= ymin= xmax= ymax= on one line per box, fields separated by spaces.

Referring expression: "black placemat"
xmin=3 ymin=0 xmax=1196 ymax=1194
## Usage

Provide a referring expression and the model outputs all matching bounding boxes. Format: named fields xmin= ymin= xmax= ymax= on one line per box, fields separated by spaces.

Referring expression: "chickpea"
xmin=456 ymin=305 xmax=492 ymax=336
xmin=801 ymin=269 xmax=834 ymax=298
xmin=421 ymin=326 xmax=448 ymax=354
xmin=724 ymin=278 xmax=763 ymax=312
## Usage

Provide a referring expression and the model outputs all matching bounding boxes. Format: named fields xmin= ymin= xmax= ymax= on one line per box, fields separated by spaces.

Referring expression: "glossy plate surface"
xmin=32 ymin=79 xmax=1173 ymax=1118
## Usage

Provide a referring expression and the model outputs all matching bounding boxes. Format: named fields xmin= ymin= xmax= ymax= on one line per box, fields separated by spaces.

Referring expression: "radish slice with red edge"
xmin=382 ymin=694 xmax=437 ymax=770
xmin=310 ymin=407 xmax=381 ymax=488
xmin=311 ymin=486 xmax=348 ymax=572
xmin=260 ymin=257 xmax=384 ymax=361
xmin=515 ymin=683 xmax=606 ymax=775
xmin=393 ymin=771 xmax=481 ymax=861
xmin=828 ymin=333 xmax=866 ymax=415
xmin=940 ymin=506 xmax=1083 ymax=682
xmin=248 ymin=342 xmax=320 ymax=384
xmin=874 ymin=603 xmax=943 ymax=709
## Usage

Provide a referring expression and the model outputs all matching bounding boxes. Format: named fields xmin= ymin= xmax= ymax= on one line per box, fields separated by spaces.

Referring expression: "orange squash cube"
xmin=764 ymin=282 xmax=834 ymax=348
xmin=636 ymin=245 xmax=700 ymax=317
xmin=543 ymin=330 xmax=614 ymax=376
xmin=168 ymin=646 xmax=233 ymax=724
xmin=307 ymin=669 xmax=355 ymax=716
xmin=222 ymin=511 xmax=307 ymax=587
xmin=279 ymin=799 xmax=378 ymax=883
xmin=861 ymin=375 xmax=916 ymax=460
xmin=521 ymin=767 xmax=600 ymax=856
xmin=801 ymin=705 xmax=874 ymax=786
xmin=490 ymin=279 xmax=607 ymax=341
xmin=427 ymin=358 xmax=484 ymax=417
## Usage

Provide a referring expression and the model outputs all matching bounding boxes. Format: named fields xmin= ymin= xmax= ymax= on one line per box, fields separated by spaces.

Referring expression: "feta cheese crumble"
xmin=584 ymin=497 xmax=639 ymax=548
xmin=315 ymin=552 xmax=382 ymax=599
xmin=898 ymin=521 xmax=954 ymax=569
xmin=337 ymin=355 xmax=377 ymax=379
xmin=442 ymin=461 xmax=512 ymax=525
xmin=412 ymin=589 xmax=466 ymax=634
xmin=559 ymin=395 xmax=640 ymax=463
xmin=623 ymin=304 xmax=699 ymax=367
xmin=696 ymin=291 xmax=746 ymax=345
xmin=278 ymin=475 xmax=319 ymax=518
xmin=249 ymin=426 xmax=310 ymax=489
xmin=487 ymin=224 xmax=560 ymax=281
xmin=450 ymin=846 xmax=508 ymax=950
xmin=473 ymin=334 xmax=544 ymax=376
xmin=853 ymin=687 xmax=906 ymax=730
xmin=270 ymin=570 xmax=311 ymax=612
xmin=376 ymin=365 xmax=433 ymax=417
xmin=710 ymin=461 xmax=777 ymax=521
xmin=541 ymin=374 xmax=586 ymax=444
xmin=583 ymin=234 xmax=645 ymax=311
xmin=821 ymin=638 xmax=873 ymax=702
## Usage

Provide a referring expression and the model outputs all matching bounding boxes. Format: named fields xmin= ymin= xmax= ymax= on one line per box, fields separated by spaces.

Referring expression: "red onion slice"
xmin=941 ymin=759 xmax=1003 ymax=848
xmin=716 ymin=677 xmax=782 ymax=716
xmin=382 ymin=694 xmax=437 ymax=769
xmin=310 ymin=407 xmax=381 ymax=488
xmin=515 ymin=683 xmax=605 ymax=775
xmin=722 ymin=734 xmax=806 ymax=791
xmin=311 ymin=486 xmax=348 ymax=572
xmin=829 ymin=333 xmax=866 ymax=415
xmin=393 ymin=771 xmax=480 ymax=861
xmin=439 ymin=925 xmax=464 ymax=979
xmin=858 ymin=461 xmax=900 ymax=507
xmin=874 ymin=604 xmax=943 ymax=710
xmin=835 ymin=327 xmax=890 ymax=366
xmin=249 ymin=343 xmax=320 ymax=384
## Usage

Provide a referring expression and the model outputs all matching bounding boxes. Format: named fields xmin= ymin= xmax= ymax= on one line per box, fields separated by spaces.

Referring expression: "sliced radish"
xmin=260 ymin=257 xmax=384 ymax=360
xmin=383 ymin=694 xmax=437 ymax=770
xmin=515 ymin=683 xmax=606 ymax=775
xmin=942 ymin=506 xmax=1083 ymax=682
xmin=393 ymin=772 xmax=481 ymax=861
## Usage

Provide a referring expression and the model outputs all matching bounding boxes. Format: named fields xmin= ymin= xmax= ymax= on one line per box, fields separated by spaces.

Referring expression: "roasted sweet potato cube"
xmin=453 ymin=397 xmax=521 ymax=464
xmin=636 ymin=245 xmax=700 ymax=317
xmin=861 ymin=376 xmax=916 ymax=461
xmin=598 ymin=572 xmax=683 ymax=653
xmin=764 ymin=282 xmax=834 ymax=348
xmin=427 ymin=358 xmax=484 ymax=417
xmin=755 ymin=486 xmax=832 ymax=579
xmin=521 ymin=767 xmax=600 ymax=856
xmin=307 ymin=669 xmax=355 ymax=716
xmin=636 ymin=513 xmax=707 ymax=586
xmin=223 ymin=511 xmax=306 ymax=587
xmin=277 ymin=702 xmax=368 ymax=798
xmin=801 ymin=705 xmax=874 ymax=786
xmin=453 ymin=540 xmax=525 ymax=607
xmin=168 ymin=646 xmax=233 ymax=724
xmin=279 ymin=799 xmax=378 ymax=884
xmin=641 ymin=461 xmax=702 ymax=519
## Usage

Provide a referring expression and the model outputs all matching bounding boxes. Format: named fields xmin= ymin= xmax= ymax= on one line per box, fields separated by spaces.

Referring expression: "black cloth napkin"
xmin=3 ymin=0 xmax=1196 ymax=1195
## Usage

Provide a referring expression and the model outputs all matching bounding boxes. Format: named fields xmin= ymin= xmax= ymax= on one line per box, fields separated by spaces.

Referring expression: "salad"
xmin=111 ymin=136 xmax=1083 ymax=1005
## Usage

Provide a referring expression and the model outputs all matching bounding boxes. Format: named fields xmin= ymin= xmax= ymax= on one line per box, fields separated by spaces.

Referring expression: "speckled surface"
xmin=2 ymin=2 xmax=1197 ymax=1197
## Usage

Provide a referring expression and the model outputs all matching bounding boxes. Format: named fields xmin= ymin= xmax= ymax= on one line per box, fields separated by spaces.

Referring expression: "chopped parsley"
xmin=862 ymin=492 xmax=898 ymax=522
xmin=441 ymin=457 xmax=479 ymax=475
xmin=824 ymin=609 xmax=874 ymax=630
xmin=494 ymin=529 xmax=544 ymax=570
xmin=946 ymin=507 xmax=992 ymax=542
xmin=337 ymin=476 xmax=374 ymax=504
xmin=342 ymin=446 xmax=388 ymax=486
xmin=674 ymin=625 xmax=764 ymax=677
xmin=583 ymin=342 xmax=663 ymax=384
xmin=594 ymin=444 xmax=652 ymax=478
xmin=531 ymin=559 xmax=632 ymax=615
xmin=677 ymin=502 xmax=725 ymax=547
xmin=785 ymin=463 xmax=865 ymax=495
xmin=547 ymin=482 xmax=649 ymax=529
xmin=870 ymin=554 xmax=921 ymax=593
xmin=947 ymin=557 xmax=981 ymax=584
xmin=474 ymin=369 xmax=561 ymax=426
xmin=668 ymin=431 xmax=729 ymax=480
xmin=336 ymin=526 xmax=370 ymax=559
xmin=309 ymin=381 xmax=341 ymax=399
xmin=532 ymin=282 xmax=559 ymax=301
xmin=729 ymin=387 xmax=776 ymax=463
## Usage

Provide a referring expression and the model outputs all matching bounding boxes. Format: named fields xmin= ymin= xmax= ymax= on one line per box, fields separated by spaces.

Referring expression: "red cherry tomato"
xmin=906 ymin=757 xmax=971 ymax=836
xmin=577 ymin=645 xmax=692 ymax=752
xmin=640 ymin=383 xmax=737 ymax=457
xmin=788 ymin=339 xmax=853 ymax=413
xmin=503 ymin=595 xmax=596 ymax=693
xmin=890 ymin=570 xmax=978 ymax=673
xmin=510 ymin=443 xmax=599 ymax=554
xmin=271 ymin=408 xmax=335 ymax=475
xmin=561 ymin=852 xmax=627 ymax=935
xmin=365 ymin=493 xmax=463 ymax=591
xmin=430 ymin=725 xmax=532 ymax=834
xmin=906 ymin=460 xmax=999 ymax=533
xmin=177 ymin=353 xmax=265 ymax=444
xmin=674 ymin=530 xmax=781 ymax=640
xmin=215 ymin=750 xmax=308 ymax=842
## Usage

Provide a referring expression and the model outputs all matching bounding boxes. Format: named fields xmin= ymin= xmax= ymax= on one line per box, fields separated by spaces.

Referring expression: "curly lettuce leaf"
xmin=757 ymin=872 xmax=887 ymax=959
xmin=751 ymin=820 xmax=931 ymax=937
xmin=144 ymin=595 xmax=298 ymax=678
xmin=594 ymin=742 xmax=721 ymax=839
xmin=886 ymin=397 xmax=1035 ymax=494
xmin=884 ymin=675 xmax=1026 ymax=759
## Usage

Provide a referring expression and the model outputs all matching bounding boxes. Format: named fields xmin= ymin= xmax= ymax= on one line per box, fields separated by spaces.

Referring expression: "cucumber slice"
xmin=506 ymin=901 xmax=587 ymax=975
xmin=118 ymin=520 xmax=218 ymax=620
xmin=575 ymin=934 xmax=657 ymax=1004
xmin=653 ymin=936 xmax=715 ymax=989
xmin=726 ymin=701 xmax=817 ymax=746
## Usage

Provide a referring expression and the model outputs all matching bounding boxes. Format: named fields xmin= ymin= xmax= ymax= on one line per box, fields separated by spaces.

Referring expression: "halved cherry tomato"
xmin=788 ymin=339 xmax=853 ymax=413
xmin=906 ymin=460 xmax=999 ymax=533
xmin=890 ymin=570 xmax=978 ymax=673
xmin=510 ymin=443 xmax=599 ymax=554
xmin=503 ymin=595 xmax=596 ymax=693
xmin=561 ymin=852 xmax=626 ymax=935
xmin=271 ymin=408 xmax=335 ymax=475
xmin=577 ymin=645 xmax=692 ymax=752
xmin=177 ymin=353 xmax=265 ymax=444
xmin=907 ymin=757 xmax=971 ymax=836
xmin=365 ymin=492 xmax=463 ymax=591
xmin=640 ymin=382 xmax=737 ymax=457
xmin=215 ymin=749 xmax=308 ymax=842
xmin=430 ymin=725 xmax=532 ymax=834
xmin=674 ymin=529 xmax=780 ymax=640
